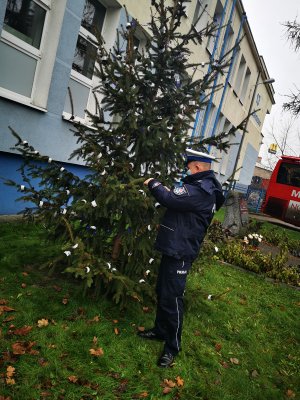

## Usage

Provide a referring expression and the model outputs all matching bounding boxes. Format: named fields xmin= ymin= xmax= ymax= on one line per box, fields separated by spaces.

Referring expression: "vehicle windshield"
xmin=276 ymin=162 xmax=300 ymax=187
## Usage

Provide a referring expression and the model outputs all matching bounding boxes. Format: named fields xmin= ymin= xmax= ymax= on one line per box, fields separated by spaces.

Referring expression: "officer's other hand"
xmin=144 ymin=178 xmax=154 ymax=186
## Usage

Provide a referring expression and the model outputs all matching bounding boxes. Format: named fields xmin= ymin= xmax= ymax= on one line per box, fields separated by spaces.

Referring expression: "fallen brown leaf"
xmin=62 ymin=298 xmax=69 ymax=305
xmin=93 ymin=336 xmax=98 ymax=344
xmin=13 ymin=325 xmax=32 ymax=336
xmin=162 ymin=387 xmax=172 ymax=395
xmin=113 ymin=319 xmax=118 ymax=323
xmin=6 ymin=366 xmax=15 ymax=378
xmin=215 ymin=343 xmax=222 ymax=352
xmin=68 ymin=375 xmax=78 ymax=383
xmin=3 ymin=316 xmax=15 ymax=323
xmin=137 ymin=326 xmax=145 ymax=332
xmin=286 ymin=389 xmax=296 ymax=398
xmin=87 ymin=315 xmax=100 ymax=324
xmin=21 ymin=283 xmax=27 ymax=288
xmin=175 ymin=376 xmax=184 ymax=387
xmin=52 ymin=285 xmax=62 ymax=292
xmin=0 ymin=306 xmax=15 ymax=315
xmin=142 ymin=307 xmax=150 ymax=313
xmin=194 ymin=330 xmax=201 ymax=336
xmin=0 ymin=299 xmax=8 ymax=305
xmin=5 ymin=377 xmax=15 ymax=385
xmin=37 ymin=319 xmax=49 ymax=328
xmin=230 ymin=358 xmax=240 ymax=365
xmin=135 ymin=392 xmax=148 ymax=398
xmin=114 ymin=327 xmax=119 ymax=335
xmin=163 ymin=379 xmax=176 ymax=388
xmin=22 ymin=272 xmax=29 ymax=276
xmin=89 ymin=348 xmax=104 ymax=357
xmin=220 ymin=361 xmax=229 ymax=368
xmin=12 ymin=341 xmax=39 ymax=355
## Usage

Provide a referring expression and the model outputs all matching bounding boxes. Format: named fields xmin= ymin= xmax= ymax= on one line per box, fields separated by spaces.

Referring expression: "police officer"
xmin=138 ymin=149 xmax=225 ymax=367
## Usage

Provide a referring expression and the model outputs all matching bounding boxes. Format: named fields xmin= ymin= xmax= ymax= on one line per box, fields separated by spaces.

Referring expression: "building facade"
xmin=0 ymin=0 xmax=275 ymax=214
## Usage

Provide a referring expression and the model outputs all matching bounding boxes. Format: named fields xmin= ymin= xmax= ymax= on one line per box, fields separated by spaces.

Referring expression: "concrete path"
xmin=249 ymin=213 xmax=300 ymax=232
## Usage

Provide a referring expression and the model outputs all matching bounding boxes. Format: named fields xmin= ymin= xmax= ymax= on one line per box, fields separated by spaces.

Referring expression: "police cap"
xmin=185 ymin=148 xmax=215 ymax=164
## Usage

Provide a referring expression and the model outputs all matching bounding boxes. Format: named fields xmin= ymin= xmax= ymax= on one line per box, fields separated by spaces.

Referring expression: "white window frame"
xmin=0 ymin=0 xmax=67 ymax=111
xmin=192 ymin=0 xmax=209 ymax=33
xmin=63 ymin=1 xmax=121 ymax=125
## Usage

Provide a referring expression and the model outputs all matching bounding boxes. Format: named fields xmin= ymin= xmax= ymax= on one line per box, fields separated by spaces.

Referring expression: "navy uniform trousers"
xmin=154 ymin=254 xmax=192 ymax=355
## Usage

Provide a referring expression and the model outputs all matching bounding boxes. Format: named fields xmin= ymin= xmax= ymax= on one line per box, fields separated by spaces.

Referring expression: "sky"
xmin=242 ymin=0 xmax=300 ymax=165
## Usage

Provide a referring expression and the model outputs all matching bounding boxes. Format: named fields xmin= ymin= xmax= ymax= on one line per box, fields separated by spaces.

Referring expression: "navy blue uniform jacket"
xmin=148 ymin=170 xmax=225 ymax=261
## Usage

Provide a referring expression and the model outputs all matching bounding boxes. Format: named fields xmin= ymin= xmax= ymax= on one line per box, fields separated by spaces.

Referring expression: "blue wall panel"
xmin=0 ymin=152 xmax=89 ymax=215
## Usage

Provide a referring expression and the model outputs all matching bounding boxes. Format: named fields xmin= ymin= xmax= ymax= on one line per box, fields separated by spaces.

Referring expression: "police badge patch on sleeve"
xmin=173 ymin=186 xmax=188 ymax=196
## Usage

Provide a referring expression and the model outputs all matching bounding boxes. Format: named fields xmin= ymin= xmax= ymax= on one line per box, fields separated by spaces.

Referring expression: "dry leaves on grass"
xmin=175 ymin=376 xmax=184 ymax=387
xmin=215 ymin=343 xmax=222 ymax=352
xmin=5 ymin=366 xmax=16 ymax=385
xmin=220 ymin=360 xmax=229 ymax=368
xmin=37 ymin=319 xmax=49 ymax=328
xmin=0 ymin=305 xmax=15 ymax=316
xmin=161 ymin=377 xmax=184 ymax=395
xmin=286 ymin=389 xmax=296 ymax=398
xmin=230 ymin=358 xmax=240 ymax=365
xmin=134 ymin=392 xmax=149 ymax=398
xmin=68 ymin=375 xmax=78 ymax=383
xmin=12 ymin=341 xmax=39 ymax=355
xmin=87 ymin=315 xmax=100 ymax=324
xmin=89 ymin=348 xmax=104 ymax=357
xmin=11 ymin=325 xmax=32 ymax=336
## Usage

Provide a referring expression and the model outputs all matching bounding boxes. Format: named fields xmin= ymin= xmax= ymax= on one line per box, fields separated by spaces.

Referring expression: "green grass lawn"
xmin=0 ymin=221 xmax=299 ymax=400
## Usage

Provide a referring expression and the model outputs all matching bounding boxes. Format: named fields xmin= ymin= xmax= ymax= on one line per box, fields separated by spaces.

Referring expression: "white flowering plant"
xmin=243 ymin=233 xmax=263 ymax=248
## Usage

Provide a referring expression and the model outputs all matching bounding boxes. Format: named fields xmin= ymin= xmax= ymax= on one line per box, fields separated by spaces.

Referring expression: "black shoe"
xmin=157 ymin=352 xmax=175 ymax=368
xmin=137 ymin=328 xmax=165 ymax=341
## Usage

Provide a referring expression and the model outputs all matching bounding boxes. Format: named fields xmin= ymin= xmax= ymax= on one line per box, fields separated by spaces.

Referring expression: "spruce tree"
xmin=5 ymin=0 xmax=242 ymax=306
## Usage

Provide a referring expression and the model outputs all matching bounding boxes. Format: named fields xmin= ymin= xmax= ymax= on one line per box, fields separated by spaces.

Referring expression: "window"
xmin=240 ymin=67 xmax=251 ymax=103
xmin=206 ymin=0 xmax=223 ymax=54
xmin=234 ymin=54 xmax=246 ymax=94
xmin=0 ymin=0 xmax=67 ymax=110
xmin=3 ymin=0 xmax=46 ymax=48
xmin=192 ymin=0 xmax=209 ymax=33
xmin=72 ymin=0 xmax=106 ymax=79
xmin=277 ymin=163 xmax=300 ymax=188
xmin=64 ymin=0 xmax=107 ymax=121
xmin=228 ymin=45 xmax=240 ymax=85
